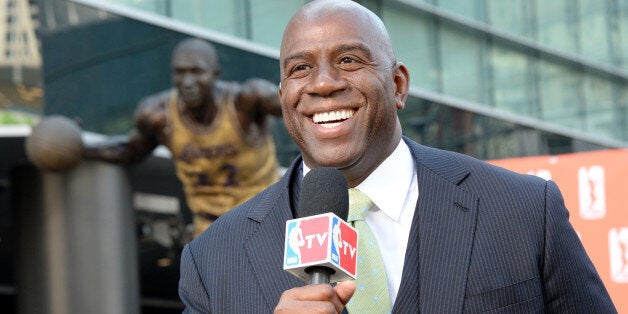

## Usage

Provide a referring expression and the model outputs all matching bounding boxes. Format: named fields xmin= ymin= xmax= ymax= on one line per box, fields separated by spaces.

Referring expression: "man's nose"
xmin=304 ymin=64 xmax=347 ymax=96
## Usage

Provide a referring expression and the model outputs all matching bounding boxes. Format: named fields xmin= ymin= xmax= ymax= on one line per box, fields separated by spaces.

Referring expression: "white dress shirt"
xmin=302 ymin=139 xmax=418 ymax=304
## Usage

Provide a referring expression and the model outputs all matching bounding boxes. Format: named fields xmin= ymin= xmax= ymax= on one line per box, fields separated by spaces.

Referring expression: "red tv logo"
xmin=299 ymin=216 xmax=331 ymax=263
xmin=284 ymin=213 xmax=357 ymax=283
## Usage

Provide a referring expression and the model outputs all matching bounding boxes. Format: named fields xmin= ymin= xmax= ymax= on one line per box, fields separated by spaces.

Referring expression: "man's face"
xmin=279 ymin=10 xmax=408 ymax=182
xmin=172 ymin=50 xmax=216 ymax=109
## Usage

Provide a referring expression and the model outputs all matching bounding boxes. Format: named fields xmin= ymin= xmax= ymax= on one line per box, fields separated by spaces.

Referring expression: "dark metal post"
xmin=15 ymin=161 xmax=139 ymax=314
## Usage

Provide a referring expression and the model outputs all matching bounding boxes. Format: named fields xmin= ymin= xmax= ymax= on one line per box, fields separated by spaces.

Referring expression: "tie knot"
xmin=348 ymin=188 xmax=373 ymax=222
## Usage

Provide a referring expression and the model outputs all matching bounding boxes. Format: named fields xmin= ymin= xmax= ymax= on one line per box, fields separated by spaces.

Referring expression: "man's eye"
xmin=293 ymin=64 xmax=310 ymax=72
xmin=340 ymin=56 xmax=356 ymax=64
xmin=289 ymin=64 xmax=312 ymax=77
xmin=338 ymin=56 xmax=363 ymax=71
xmin=340 ymin=56 xmax=362 ymax=63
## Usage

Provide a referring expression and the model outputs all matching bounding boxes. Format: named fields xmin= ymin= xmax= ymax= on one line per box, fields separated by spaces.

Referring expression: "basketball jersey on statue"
xmin=167 ymin=88 xmax=280 ymax=235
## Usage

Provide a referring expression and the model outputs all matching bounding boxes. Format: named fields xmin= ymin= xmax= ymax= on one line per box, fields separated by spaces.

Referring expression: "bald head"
xmin=295 ymin=0 xmax=388 ymax=34
xmin=172 ymin=38 xmax=220 ymax=73
xmin=280 ymin=0 xmax=395 ymax=73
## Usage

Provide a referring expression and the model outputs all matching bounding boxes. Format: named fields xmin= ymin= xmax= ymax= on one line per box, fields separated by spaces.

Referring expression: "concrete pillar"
xmin=14 ymin=161 xmax=139 ymax=314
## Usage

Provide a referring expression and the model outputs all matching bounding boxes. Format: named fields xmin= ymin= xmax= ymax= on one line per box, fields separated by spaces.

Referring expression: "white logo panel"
xmin=609 ymin=227 xmax=628 ymax=283
xmin=578 ymin=166 xmax=606 ymax=220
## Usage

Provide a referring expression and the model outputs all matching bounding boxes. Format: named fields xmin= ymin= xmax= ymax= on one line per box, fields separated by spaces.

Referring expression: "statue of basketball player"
xmin=84 ymin=38 xmax=282 ymax=237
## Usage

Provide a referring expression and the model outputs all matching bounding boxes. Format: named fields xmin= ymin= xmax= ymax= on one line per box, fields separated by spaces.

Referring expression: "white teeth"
xmin=320 ymin=122 xmax=341 ymax=129
xmin=313 ymin=109 xmax=354 ymax=124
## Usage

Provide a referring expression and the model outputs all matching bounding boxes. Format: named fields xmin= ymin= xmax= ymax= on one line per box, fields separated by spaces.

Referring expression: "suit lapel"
xmin=243 ymin=160 xmax=304 ymax=308
xmin=394 ymin=140 xmax=479 ymax=313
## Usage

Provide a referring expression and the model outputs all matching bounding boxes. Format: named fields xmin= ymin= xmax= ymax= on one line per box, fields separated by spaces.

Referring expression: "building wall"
xmin=103 ymin=0 xmax=627 ymax=150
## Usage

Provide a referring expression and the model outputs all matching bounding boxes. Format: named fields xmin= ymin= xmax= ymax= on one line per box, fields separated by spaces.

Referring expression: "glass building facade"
xmin=1 ymin=0 xmax=627 ymax=161
xmin=94 ymin=0 xmax=627 ymax=160
xmin=3 ymin=0 xmax=624 ymax=161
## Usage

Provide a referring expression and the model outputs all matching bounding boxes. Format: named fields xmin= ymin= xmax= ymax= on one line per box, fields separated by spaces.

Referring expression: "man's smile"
xmin=312 ymin=109 xmax=355 ymax=128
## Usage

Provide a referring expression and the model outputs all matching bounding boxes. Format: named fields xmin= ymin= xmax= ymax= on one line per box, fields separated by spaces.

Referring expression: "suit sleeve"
xmin=179 ymin=244 xmax=212 ymax=314
xmin=542 ymin=180 xmax=617 ymax=313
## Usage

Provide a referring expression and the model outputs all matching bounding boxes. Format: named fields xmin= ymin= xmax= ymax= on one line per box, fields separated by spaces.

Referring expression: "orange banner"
xmin=489 ymin=149 xmax=628 ymax=312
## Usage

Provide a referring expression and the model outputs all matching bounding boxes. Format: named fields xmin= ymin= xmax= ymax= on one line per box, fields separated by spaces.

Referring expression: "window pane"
xmin=440 ymin=26 xmax=482 ymax=102
xmin=384 ymin=5 xmax=439 ymax=92
xmin=623 ymin=86 xmax=628 ymax=139
xmin=250 ymin=0 xmax=305 ymax=48
xmin=486 ymin=0 xmax=529 ymax=38
xmin=436 ymin=0 xmax=478 ymax=20
xmin=583 ymin=75 xmax=615 ymax=138
xmin=579 ymin=0 xmax=610 ymax=64
xmin=171 ymin=0 xmax=240 ymax=37
xmin=539 ymin=61 xmax=582 ymax=129
xmin=536 ymin=0 xmax=578 ymax=53
xmin=107 ymin=0 xmax=166 ymax=14
xmin=490 ymin=45 xmax=535 ymax=116
xmin=619 ymin=0 xmax=628 ymax=71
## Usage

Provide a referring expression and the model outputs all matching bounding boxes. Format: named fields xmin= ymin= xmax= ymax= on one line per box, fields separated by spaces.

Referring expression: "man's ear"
xmin=393 ymin=62 xmax=410 ymax=110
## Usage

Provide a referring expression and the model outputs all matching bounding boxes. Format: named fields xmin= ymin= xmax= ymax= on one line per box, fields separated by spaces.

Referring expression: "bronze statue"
xmin=84 ymin=38 xmax=282 ymax=237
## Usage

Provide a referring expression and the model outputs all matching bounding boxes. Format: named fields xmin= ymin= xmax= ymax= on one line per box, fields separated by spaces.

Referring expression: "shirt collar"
xmin=301 ymin=139 xmax=415 ymax=222
xmin=355 ymin=140 xmax=414 ymax=222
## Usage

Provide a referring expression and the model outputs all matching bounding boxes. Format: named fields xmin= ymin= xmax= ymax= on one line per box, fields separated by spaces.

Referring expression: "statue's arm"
xmin=237 ymin=78 xmax=283 ymax=117
xmin=83 ymin=97 xmax=164 ymax=164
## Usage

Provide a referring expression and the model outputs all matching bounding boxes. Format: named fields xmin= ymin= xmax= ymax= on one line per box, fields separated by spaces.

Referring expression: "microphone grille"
xmin=297 ymin=167 xmax=349 ymax=221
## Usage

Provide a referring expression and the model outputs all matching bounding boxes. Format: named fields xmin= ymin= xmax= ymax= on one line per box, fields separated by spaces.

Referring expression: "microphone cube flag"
xmin=283 ymin=212 xmax=358 ymax=283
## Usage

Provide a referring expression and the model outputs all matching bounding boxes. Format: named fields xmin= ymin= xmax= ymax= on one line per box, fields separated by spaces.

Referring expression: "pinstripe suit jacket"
xmin=179 ymin=137 xmax=616 ymax=313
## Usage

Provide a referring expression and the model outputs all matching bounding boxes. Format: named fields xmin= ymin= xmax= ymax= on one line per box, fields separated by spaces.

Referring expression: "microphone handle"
xmin=305 ymin=266 xmax=335 ymax=284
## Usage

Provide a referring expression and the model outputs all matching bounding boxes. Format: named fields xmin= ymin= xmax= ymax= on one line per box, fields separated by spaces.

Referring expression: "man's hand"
xmin=274 ymin=281 xmax=356 ymax=314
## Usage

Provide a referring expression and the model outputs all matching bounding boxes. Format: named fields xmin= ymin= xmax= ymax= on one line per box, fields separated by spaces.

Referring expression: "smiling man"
xmin=178 ymin=1 xmax=616 ymax=313
xmin=278 ymin=1 xmax=407 ymax=189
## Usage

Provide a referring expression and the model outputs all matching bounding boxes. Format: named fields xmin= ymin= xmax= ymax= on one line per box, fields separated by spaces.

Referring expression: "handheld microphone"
xmin=283 ymin=167 xmax=358 ymax=284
